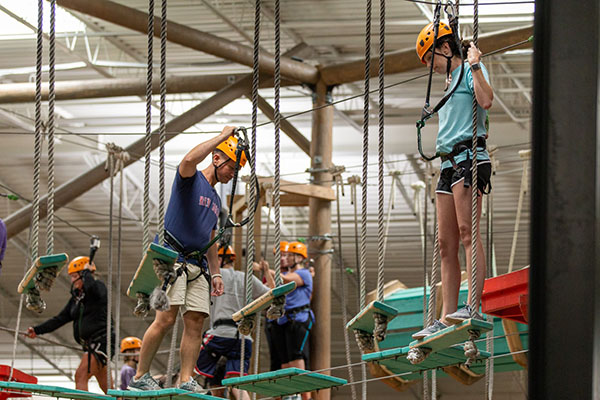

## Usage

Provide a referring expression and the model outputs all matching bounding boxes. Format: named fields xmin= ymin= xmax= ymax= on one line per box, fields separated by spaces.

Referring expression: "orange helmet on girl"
xmin=416 ymin=22 xmax=453 ymax=64
xmin=273 ymin=241 xmax=289 ymax=255
xmin=288 ymin=242 xmax=307 ymax=259
xmin=120 ymin=337 xmax=142 ymax=353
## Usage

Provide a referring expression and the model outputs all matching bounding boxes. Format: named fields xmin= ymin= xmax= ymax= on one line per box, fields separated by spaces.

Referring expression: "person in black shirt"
xmin=26 ymin=256 xmax=115 ymax=393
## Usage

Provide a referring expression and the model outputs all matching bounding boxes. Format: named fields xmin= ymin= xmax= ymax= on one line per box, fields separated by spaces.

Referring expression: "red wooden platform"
xmin=0 ymin=366 xmax=37 ymax=400
xmin=482 ymin=267 xmax=529 ymax=324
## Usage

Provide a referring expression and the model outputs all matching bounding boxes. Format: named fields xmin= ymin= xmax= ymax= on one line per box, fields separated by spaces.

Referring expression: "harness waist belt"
xmin=286 ymin=304 xmax=310 ymax=315
xmin=440 ymin=136 xmax=487 ymax=162
xmin=213 ymin=319 xmax=237 ymax=328
xmin=164 ymin=230 xmax=205 ymax=267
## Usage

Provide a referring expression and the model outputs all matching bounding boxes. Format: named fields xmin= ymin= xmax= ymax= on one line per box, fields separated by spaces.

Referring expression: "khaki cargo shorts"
xmin=166 ymin=262 xmax=210 ymax=315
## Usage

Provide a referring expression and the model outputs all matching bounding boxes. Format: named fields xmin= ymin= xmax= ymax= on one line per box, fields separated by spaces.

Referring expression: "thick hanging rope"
xmin=469 ymin=0 xmax=480 ymax=316
xmin=32 ymin=0 xmax=43 ymax=264
xmin=334 ymin=174 xmax=357 ymax=400
xmin=240 ymin=0 xmax=262 ymax=375
xmin=354 ymin=0 xmax=371 ymax=359
xmin=272 ymin=0 xmax=283 ymax=289
xmin=158 ymin=0 xmax=168 ymax=246
xmin=142 ymin=0 xmax=155 ymax=253
xmin=373 ymin=0 xmax=388 ymax=344
xmin=46 ymin=0 xmax=56 ymax=255
xmin=105 ymin=143 xmax=129 ymax=387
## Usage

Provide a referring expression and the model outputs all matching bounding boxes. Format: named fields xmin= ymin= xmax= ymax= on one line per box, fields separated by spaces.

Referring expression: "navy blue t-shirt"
xmin=162 ymin=169 xmax=221 ymax=262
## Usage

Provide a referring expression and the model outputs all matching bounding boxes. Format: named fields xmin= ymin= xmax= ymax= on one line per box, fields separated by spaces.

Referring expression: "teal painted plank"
xmin=346 ymin=301 xmax=399 ymax=333
xmin=18 ymin=253 xmax=69 ymax=293
xmin=387 ymin=312 xmax=425 ymax=330
xmin=0 ymin=381 xmax=111 ymax=400
xmin=127 ymin=245 xmax=178 ymax=299
xmin=222 ymin=368 xmax=346 ymax=396
xmin=108 ymin=388 xmax=222 ymax=400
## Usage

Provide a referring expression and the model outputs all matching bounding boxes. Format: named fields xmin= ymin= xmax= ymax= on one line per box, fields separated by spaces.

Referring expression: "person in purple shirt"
xmin=120 ymin=337 xmax=142 ymax=390
xmin=268 ymin=241 xmax=313 ymax=400
xmin=0 ymin=218 xmax=6 ymax=275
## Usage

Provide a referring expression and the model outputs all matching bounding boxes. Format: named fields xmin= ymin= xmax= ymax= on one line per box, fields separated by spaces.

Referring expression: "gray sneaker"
xmin=127 ymin=372 xmax=161 ymax=391
xmin=179 ymin=377 xmax=204 ymax=393
xmin=445 ymin=304 xmax=483 ymax=325
xmin=411 ymin=319 xmax=448 ymax=340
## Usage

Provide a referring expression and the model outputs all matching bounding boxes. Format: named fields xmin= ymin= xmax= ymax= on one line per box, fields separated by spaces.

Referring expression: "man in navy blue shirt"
xmin=129 ymin=126 xmax=246 ymax=393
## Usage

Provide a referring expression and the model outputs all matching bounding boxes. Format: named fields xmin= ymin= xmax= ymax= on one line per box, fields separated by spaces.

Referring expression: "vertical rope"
xmin=143 ymin=0 xmax=155 ymax=252
xmin=359 ymin=1 xmax=371 ymax=397
xmin=272 ymin=0 xmax=283 ymax=287
xmin=335 ymin=179 xmax=357 ymax=400
xmin=468 ymin=0 xmax=480 ymax=315
xmin=158 ymin=0 xmax=167 ymax=245
xmin=32 ymin=0 xmax=43 ymax=262
xmin=46 ymin=0 xmax=56 ymax=254
xmin=114 ymin=155 xmax=125 ymax=388
xmin=241 ymin=0 xmax=262 ymax=376
xmin=106 ymin=151 xmax=115 ymax=387
xmin=375 ymin=0 xmax=386 ymax=302
xmin=166 ymin=312 xmax=179 ymax=387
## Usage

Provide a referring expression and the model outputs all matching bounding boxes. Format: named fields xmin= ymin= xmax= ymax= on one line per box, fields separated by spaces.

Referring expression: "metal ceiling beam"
xmin=0 ymin=74 xmax=297 ymax=104
xmin=4 ymin=76 xmax=251 ymax=239
xmin=319 ymin=25 xmax=534 ymax=86
xmin=56 ymin=0 xmax=319 ymax=84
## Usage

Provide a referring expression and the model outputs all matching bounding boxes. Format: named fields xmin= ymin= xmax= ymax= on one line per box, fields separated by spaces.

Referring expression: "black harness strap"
xmin=441 ymin=137 xmax=490 ymax=191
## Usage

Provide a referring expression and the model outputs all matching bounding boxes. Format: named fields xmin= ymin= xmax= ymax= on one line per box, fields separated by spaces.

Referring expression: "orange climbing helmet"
xmin=68 ymin=256 xmax=96 ymax=274
xmin=216 ymin=136 xmax=247 ymax=168
xmin=416 ymin=22 xmax=453 ymax=64
xmin=218 ymin=245 xmax=236 ymax=261
xmin=120 ymin=337 xmax=142 ymax=353
xmin=288 ymin=242 xmax=308 ymax=259
xmin=273 ymin=241 xmax=289 ymax=255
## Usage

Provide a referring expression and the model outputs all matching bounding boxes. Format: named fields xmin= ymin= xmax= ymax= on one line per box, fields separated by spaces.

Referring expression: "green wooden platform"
xmin=409 ymin=319 xmax=493 ymax=352
xmin=18 ymin=253 xmax=69 ymax=294
xmin=221 ymin=367 xmax=347 ymax=397
xmin=108 ymin=388 xmax=223 ymax=400
xmin=127 ymin=243 xmax=178 ymax=299
xmin=346 ymin=300 xmax=399 ymax=333
xmin=363 ymin=344 xmax=490 ymax=380
xmin=232 ymin=282 xmax=296 ymax=322
xmin=0 ymin=381 xmax=111 ymax=400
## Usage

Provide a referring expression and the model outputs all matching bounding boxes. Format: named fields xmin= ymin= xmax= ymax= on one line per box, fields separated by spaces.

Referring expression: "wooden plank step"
xmin=409 ymin=319 xmax=493 ymax=352
xmin=18 ymin=253 xmax=69 ymax=294
xmin=109 ymin=388 xmax=223 ymax=400
xmin=346 ymin=300 xmax=399 ymax=333
xmin=363 ymin=345 xmax=490 ymax=377
xmin=127 ymin=243 xmax=178 ymax=299
xmin=222 ymin=368 xmax=346 ymax=397
xmin=232 ymin=282 xmax=296 ymax=322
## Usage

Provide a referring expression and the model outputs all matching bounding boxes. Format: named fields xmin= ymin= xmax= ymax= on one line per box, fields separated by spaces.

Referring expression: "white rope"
xmin=508 ymin=150 xmax=530 ymax=273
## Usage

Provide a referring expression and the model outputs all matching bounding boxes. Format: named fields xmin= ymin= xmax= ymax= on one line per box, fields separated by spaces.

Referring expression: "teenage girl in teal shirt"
xmin=412 ymin=22 xmax=494 ymax=339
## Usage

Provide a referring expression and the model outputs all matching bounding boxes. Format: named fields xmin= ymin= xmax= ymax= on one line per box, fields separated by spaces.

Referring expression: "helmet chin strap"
xmin=213 ymin=160 xmax=229 ymax=183
xmin=442 ymin=53 xmax=454 ymax=91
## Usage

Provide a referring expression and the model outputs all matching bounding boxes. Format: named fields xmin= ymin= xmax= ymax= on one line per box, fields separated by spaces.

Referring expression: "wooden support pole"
xmin=309 ymin=81 xmax=333 ymax=400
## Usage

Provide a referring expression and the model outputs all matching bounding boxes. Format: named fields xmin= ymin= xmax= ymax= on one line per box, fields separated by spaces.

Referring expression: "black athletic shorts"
xmin=436 ymin=159 xmax=492 ymax=195
xmin=270 ymin=318 xmax=313 ymax=365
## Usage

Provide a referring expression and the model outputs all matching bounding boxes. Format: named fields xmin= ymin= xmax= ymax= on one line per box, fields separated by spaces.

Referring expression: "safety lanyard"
xmin=416 ymin=0 xmax=466 ymax=161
